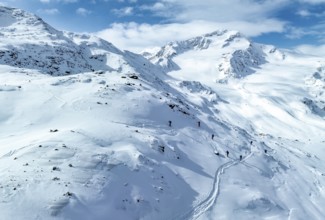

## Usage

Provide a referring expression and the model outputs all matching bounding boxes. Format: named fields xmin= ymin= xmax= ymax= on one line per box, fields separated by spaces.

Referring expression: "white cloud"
xmin=295 ymin=44 xmax=325 ymax=56
xmin=111 ymin=0 xmax=325 ymax=52
xmin=37 ymin=8 xmax=60 ymax=15
xmin=39 ymin=0 xmax=78 ymax=3
xmin=117 ymin=0 xmax=137 ymax=2
xmin=285 ymin=27 xmax=317 ymax=39
xmin=96 ymin=19 xmax=286 ymax=53
xmin=297 ymin=9 xmax=312 ymax=17
xmin=140 ymin=0 xmax=291 ymax=23
xmin=141 ymin=2 xmax=168 ymax=11
xmin=285 ymin=22 xmax=325 ymax=39
xmin=94 ymin=0 xmax=292 ymax=53
xmin=112 ymin=7 xmax=133 ymax=17
xmin=76 ymin=7 xmax=92 ymax=16
xmin=298 ymin=0 xmax=325 ymax=4
xmin=296 ymin=9 xmax=325 ymax=17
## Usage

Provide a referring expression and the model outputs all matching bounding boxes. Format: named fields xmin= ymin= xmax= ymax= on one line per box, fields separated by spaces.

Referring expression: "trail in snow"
xmin=110 ymin=116 xmax=253 ymax=220
xmin=175 ymin=151 xmax=253 ymax=220
xmin=37 ymin=84 xmax=67 ymax=106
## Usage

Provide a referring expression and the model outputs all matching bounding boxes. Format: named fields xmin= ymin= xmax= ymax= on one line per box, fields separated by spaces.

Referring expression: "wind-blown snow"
xmin=0 ymin=6 xmax=325 ymax=220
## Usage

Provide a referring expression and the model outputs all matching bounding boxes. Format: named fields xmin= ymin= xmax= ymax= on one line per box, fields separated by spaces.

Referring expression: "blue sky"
xmin=1 ymin=0 xmax=325 ymax=52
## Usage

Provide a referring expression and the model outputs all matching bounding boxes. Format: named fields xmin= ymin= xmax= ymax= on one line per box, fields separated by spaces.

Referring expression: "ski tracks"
xmin=186 ymin=160 xmax=237 ymax=220
xmin=177 ymin=151 xmax=253 ymax=220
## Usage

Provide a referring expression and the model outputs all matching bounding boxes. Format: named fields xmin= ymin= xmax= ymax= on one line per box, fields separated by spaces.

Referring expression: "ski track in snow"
xmin=176 ymin=146 xmax=254 ymax=220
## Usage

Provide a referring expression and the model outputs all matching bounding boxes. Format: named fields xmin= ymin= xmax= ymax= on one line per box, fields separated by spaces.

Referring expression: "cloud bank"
xmin=96 ymin=0 xmax=289 ymax=52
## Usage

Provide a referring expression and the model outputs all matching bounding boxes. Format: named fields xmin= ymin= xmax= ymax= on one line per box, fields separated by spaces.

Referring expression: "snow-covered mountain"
xmin=0 ymin=6 xmax=160 ymax=76
xmin=143 ymin=30 xmax=285 ymax=83
xmin=0 ymin=7 xmax=92 ymax=75
xmin=1 ymin=6 xmax=325 ymax=220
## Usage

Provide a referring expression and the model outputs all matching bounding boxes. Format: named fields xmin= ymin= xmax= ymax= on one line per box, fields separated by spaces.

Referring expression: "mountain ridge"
xmin=143 ymin=29 xmax=285 ymax=82
xmin=0 ymin=6 xmax=160 ymax=76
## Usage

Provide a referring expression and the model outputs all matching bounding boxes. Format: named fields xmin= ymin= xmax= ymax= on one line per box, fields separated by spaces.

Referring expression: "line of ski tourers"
xmin=167 ymin=120 xmax=268 ymax=161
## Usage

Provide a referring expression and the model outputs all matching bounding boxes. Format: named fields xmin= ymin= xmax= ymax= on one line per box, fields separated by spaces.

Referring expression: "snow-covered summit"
xmin=143 ymin=30 xmax=237 ymax=71
xmin=0 ymin=6 xmax=93 ymax=74
xmin=0 ymin=6 xmax=66 ymax=46
xmin=143 ymin=30 xmax=229 ymax=59
xmin=0 ymin=6 xmax=158 ymax=76
xmin=144 ymin=30 xmax=284 ymax=82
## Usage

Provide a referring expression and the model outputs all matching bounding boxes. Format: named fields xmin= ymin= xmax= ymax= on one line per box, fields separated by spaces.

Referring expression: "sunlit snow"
xmin=0 ymin=6 xmax=325 ymax=220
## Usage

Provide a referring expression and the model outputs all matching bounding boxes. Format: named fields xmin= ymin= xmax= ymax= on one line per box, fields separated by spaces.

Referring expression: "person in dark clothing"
xmin=198 ymin=121 xmax=201 ymax=127
xmin=226 ymin=150 xmax=229 ymax=157
xmin=212 ymin=134 xmax=215 ymax=140
xmin=239 ymin=155 xmax=243 ymax=160
xmin=168 ymin=120 xmax=172 ymax=127
xmin=264 ymin=149 xmax=267 ymax=154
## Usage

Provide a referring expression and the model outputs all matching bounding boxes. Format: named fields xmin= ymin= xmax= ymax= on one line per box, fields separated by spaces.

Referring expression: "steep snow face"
xmin=143 ymin=30 xmax=228 ymax=70
xmin=144 ymin=30 xmax=284 ymax=82
xmin=143 ymin=30 xmax=231 ymax=72
xmin=0 ymin=6 xmax=156 ymax=76
xmin=65 ymin=32 xmax=164 ymax=79
xmin=0 ymin=7 xmax=63 ymax=42
xmin=0 ymin=7 xmax=94 ymax=75
xmin=304 ymin=64 xmax=325 ymax=117
xmin=217 ymin=43 xmax=266 ymax=82
xmin=0 ymin=7 xmax=71 ymax=49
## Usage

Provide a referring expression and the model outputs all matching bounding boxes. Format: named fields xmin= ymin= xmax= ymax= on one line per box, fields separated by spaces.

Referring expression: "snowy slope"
xmin=1 ymin=6 xmax=325 ymax=220
xmin=0 ymin=65 xmax=256 ymax=220
xmin=146 ymin=33 xmax=325 ymax=219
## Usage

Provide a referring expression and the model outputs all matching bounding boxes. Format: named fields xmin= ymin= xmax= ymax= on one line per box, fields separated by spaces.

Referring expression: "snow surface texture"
xmin=1 ymin=6 xmax=325 ymax=220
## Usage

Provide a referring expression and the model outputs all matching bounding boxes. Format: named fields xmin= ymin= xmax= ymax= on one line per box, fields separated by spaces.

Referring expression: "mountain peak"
xmin=0 ymin=6 xmax=92 ymax=75
xmin=142 ymin=29 xmax=263 ymax=80
xmin=0 ymin=6 xmax=138 ymax=75
xmin=0 ymin=6 xmax=59 ymax=35
xmin=1 ymin=7 xmax=68 ymax=47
